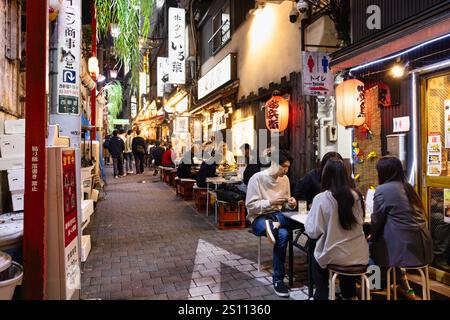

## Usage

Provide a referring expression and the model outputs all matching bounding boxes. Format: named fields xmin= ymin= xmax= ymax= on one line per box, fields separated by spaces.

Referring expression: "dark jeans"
xmin=311 ymin=255 xmax=357 ymax=300
xmin=134 ymin=153 xmax=145 ymax=174
xmin=251 ymin=212 xmax=291 ymax=284
xmin=112 ymin=155 xmax=124 ymax=177
xmin=125 ymin=152 xmax=134 ymax=172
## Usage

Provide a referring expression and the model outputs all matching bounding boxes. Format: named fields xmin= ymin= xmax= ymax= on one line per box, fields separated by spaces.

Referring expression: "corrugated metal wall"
xmin=351 ymin=0 xmax=448 ymax=43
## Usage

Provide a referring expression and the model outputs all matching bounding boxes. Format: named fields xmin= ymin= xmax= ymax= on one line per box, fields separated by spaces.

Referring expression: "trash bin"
xmin=0 ymin=252 xmax=23 ymax=300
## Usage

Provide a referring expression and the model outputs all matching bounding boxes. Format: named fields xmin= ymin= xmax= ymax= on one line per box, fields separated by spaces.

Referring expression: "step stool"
xmin=193 ymin=184 xmax=208 ymax=211
xmin=217 ymin=200 xmax=247 ymax=230
xmin=179 ymin=178 xmax=196 ymax=199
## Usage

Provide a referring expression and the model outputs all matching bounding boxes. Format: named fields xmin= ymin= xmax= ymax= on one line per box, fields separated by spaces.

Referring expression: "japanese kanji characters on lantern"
xmin=265 ymin=93 xmax=289 ymax=133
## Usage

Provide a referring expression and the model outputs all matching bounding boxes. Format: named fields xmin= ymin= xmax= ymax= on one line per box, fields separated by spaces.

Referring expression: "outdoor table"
xmin=205 ymin=176 xmax=242 ymax=224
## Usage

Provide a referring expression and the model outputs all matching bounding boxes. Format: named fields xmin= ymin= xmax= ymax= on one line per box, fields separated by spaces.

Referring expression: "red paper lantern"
xmin=265 ymin=93 xmax=289 ymax=132
xmin=336 ymin=79 xmax=366 ymax=128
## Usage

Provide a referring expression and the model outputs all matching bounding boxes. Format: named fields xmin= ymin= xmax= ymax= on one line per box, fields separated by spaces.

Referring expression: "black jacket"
xmin=294 ymin=169 xmax=321 ymax=207
xmin=108 ymin=136 xmax=125 ymax=157
xmin=151 ymin=146 xmax=165 ymax=166
xmin=196 ymin=161 xmax=217 ymax=188
xmin=132 ymin=136 xmax=146 ymax=155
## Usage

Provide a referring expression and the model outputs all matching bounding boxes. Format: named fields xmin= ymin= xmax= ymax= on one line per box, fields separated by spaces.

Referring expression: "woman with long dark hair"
xmin=371 ymin=156 xmax=433 ymax=298
xmin=305 ymin=158 xmax=369 ymax=300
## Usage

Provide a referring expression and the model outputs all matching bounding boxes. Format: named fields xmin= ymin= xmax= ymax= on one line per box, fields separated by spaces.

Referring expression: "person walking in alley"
xmin=109 ymin=130 xmax=125 ymax=179
xmin=132 ymin=129 xmax=146 ymax=175
xmin=124 ymin=129 xmax=134 ymax=174
xmin=305 ymin=158 xmax=369 ymax=300
xmin=151 ymin=140 xmax=165 ymax=176
xmin=245 ymin=150 xmax=297 ymax=298
xmin=370 ymin=156 xmax=433 ymax=299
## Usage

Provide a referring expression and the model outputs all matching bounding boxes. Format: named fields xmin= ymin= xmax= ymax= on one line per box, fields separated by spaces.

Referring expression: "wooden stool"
xmin=328 ymin=264 xmax=371 ymax=300
xmin=158 ymin=166 xmax=164 ymax=181
xmin=193 ymin=184 xmax=208 ymax=211
xmin=175 ymin=177 xmax=180 ymax=195
xmin=217 ymin=200 xmax=246 ymax=230
xmin=179 ymin=178 xmax=196 ymax=199
xmin=169 ymin=169 xmax=177 ymax=187
xmin=387 ymin=265 xmax=430 ymax=300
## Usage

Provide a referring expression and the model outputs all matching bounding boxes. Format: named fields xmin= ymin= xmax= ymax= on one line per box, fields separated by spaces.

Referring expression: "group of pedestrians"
xmin=103 ymin=128 xmax=168 ymax=179
xmin=245 ymin=150 xmax=433 ymax=300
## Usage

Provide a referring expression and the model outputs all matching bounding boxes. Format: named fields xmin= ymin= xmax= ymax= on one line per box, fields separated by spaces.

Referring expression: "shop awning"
xmin=330 ymin=10 xmax=450 ymax=71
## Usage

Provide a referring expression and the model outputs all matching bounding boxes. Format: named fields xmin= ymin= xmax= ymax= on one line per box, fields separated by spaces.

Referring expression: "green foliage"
xmin=104 ymin=81 xmax=123 ymax=133
xmin=95 ymin=0 xmax=154 ymax=86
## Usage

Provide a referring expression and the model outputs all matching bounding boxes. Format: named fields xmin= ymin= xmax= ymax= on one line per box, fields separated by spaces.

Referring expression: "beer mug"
xmin=298 ymin=200 xmax=307 ymax=215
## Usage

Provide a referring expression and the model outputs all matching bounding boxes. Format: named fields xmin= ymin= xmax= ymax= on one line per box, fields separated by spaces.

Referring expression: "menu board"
xmin=427 ymin=134 xmax=442 ymax=176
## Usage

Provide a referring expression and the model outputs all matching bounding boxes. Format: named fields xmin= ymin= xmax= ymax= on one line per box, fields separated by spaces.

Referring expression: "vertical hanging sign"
xmin=157 ymin=57 xmax=169 ymax=97
xmin=57 ymin=0 xmax=81 ymax=115
xmin=168 ymin=7 xmax=186 ymax=84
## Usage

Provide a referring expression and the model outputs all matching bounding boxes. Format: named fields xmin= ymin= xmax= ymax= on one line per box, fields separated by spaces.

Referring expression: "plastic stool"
xmin=387 ymin=265 xmax=430 ymax=300
xmin=328 ymin=264 xmax=371 ymax=300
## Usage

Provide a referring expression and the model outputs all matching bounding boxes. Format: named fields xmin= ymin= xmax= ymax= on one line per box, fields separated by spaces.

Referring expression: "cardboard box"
xmin=0 ymin=157 xmax=24 ymax=170
xmin=4 ymin=119 xmax=25 ymax=134
xmin=81 ymin=235 xmax=91 ymax=262
xmin=7 ymin=169 xmax=24 ymax=191
xmin=0 ymin=135 xmax=25 ymax=158
xmin=11 ymin=192 xmax=24 ymax=212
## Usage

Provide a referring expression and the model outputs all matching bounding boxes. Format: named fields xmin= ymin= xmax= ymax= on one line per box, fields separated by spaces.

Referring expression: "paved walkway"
xmin=81 ymin=166 xmax=309 ymax=300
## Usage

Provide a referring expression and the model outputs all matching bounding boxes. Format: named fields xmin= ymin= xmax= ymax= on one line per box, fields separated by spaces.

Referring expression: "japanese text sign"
xmin=168 ymin=7 xmax=186 ymax=84
xmin=302 ymin=51 xmax=334 ymax=97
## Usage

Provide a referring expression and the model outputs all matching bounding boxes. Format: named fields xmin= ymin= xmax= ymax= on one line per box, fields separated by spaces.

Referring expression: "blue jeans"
xmin=125 ymin=152 xmax=134 ymax=172
xmin=251 ymin=212 xmax=291 ymax=283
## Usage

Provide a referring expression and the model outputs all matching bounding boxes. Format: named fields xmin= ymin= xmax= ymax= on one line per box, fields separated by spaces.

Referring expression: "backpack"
xmin=103 ymin=139 xmax=110 ymax=149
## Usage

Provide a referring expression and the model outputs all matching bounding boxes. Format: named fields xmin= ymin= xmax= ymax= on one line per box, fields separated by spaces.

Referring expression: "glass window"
xmin=210 ymin=2 xmax=231 ymax=55
xmin=425 ymin=74 xmax=450 ymax=177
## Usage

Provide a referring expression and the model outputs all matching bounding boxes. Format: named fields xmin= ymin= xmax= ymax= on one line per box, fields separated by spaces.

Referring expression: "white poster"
xmin=168 ymin=7 xmax=186 ymax=84
xmin=302 ymin=51 xmax=334 ymax=97
xmin=212 ymin=111 xmax=227 ymax=132
xmin=445 ymin=100 xmax=450 ymax=148
xmin=232 ymin=117 xmax=255 ymax=157
xmin=157 ymin=57 xmax=169 ymax=97
xmin=393 ymin=116 xmax=410 ymax=133
xmin=57 ymin=0 xmax=81 ymax=115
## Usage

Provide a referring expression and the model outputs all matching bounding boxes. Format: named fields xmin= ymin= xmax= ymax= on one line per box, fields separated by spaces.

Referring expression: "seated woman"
xmin=196 ymin=151 xmax=217 ymax=188
xmin=305 ymin=158 xmax=369 ymax=300
xmin=162 ymin=144 xmax=175 ymax=168
xmin=370 ymin=156 xmax=433 ymax=299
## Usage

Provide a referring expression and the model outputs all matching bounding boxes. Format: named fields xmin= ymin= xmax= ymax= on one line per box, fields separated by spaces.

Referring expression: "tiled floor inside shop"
xmin=80 ymin=166 xmax=310 ymax=300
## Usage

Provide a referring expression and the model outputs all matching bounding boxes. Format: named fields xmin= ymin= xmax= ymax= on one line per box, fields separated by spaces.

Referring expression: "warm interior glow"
xmin=248 ymin=3 xmax=276 ymax=51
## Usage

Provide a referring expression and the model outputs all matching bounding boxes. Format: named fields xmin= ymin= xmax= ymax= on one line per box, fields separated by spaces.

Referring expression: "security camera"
xmin=296 ymin=0 xmax=309 ymax=14
xmin=289 ymin=7 xmax=299 ymax=23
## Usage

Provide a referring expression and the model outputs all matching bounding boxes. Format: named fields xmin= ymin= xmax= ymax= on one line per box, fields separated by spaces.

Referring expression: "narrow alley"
xmin=80 ymin=167 xmax=309 ymax=300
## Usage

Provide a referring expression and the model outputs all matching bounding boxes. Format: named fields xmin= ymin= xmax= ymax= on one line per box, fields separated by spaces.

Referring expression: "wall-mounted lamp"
xmin=88 ymin=56 xmax=99 ymax=79
xmin=390 ymin=62 xmax=409 ymax=78
xmin=109 ymin=69 xmax=118 ymax=79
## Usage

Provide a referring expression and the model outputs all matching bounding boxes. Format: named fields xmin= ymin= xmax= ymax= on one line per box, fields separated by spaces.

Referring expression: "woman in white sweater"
xmin=305 ymin=158 xmax=369 ymax=300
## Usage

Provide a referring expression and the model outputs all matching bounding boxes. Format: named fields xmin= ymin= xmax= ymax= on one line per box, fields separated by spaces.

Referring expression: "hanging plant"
xmin=95 ymin=0 xmax=154 ymax=86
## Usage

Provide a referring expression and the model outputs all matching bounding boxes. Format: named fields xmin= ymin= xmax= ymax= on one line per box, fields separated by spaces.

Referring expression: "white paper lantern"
xmin=336 ymin=79 xmax=366 ymax=128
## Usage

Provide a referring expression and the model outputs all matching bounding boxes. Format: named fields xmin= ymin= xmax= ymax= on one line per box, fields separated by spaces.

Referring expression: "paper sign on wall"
xmin=445 ymin=100 xmax=450 ymax=148
xmin=427 ymin=134 xmax=442 ymax=176
xmin=302 ymin=52 xmax=334 ymax=96
xmin=157 ymin=57 xmax=169 ymax=97
xmin=393 ymin=116 xmax=410 ymax=133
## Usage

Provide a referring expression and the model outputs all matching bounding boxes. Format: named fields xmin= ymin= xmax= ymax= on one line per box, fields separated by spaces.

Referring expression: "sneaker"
xmin=273 ymin=281 xmax=290 ymax=298
xmin=128 ymin=171 xmax=133 ymax=174
xmin=265 ymin=219 xmax=277 ymax=244
xmin=114 ymin=176 xmax=119 ymax=179
xmin=399 ymin=287 xmax=416 ymax=300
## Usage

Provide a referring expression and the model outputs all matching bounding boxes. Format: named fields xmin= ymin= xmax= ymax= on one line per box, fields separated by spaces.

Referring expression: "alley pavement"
xmin=81 ymin=165 xmax=309 ymax=300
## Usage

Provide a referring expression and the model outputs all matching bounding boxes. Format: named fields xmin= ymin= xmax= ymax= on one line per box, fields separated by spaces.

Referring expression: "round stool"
xmin=386 ymin=265 xmax=430 ymax=300
xmin=328 ymin=264 xmax=371 ymax=300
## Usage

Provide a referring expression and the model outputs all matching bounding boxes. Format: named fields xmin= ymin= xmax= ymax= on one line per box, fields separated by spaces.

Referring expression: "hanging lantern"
xmin=265 ymin=91 xmax=289 ymax=132
xmin=88 ymin=57 xmax=99 ymax=79
xmin=49 ymin=0 xmax=63 ymax=22
xmin=336 ymin=79 xmax=366 ymax=128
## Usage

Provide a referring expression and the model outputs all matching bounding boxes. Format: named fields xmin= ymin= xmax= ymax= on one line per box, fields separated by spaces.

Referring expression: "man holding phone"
xmin=245 ymin=150 xmax=297 ymax=298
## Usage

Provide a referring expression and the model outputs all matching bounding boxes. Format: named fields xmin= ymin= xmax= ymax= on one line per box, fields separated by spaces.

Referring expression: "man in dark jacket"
xmin=132 ymin=129 xmax=147 ymax=175
xmin=150 ymin=140 xmax=165 ymax=176
xmin=196 ymin=151 xmax=217 ymax=188
xmin=109 ymin=130 xmax=125 ymax=178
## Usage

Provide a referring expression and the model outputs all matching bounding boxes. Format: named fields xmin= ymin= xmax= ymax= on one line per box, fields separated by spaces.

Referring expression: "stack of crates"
xmin=0 ymin=119 xmax=25 ymax=212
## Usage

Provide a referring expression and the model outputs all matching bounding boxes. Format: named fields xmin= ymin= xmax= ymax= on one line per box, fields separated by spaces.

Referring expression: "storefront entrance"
xmin=420 ymin=71 xmax=450 ymax=284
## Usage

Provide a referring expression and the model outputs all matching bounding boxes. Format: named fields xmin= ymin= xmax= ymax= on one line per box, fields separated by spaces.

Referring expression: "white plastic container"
xmin=11 ymin=193 xmax=24 ymax=212
xmin=81 ymin=200 xmax=94 ymax=223
xmin=81 ymin=235 xmax=91 ymax=262
xmin=4 ymin=119 xmax=25 ymax=135
xmin=0 ymin=135 xmax=25 ymax=158
xmin=0 ymin=261 xmax=23 ymax=300
xmin=7 ymin=169 xmax=24 ymax=191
